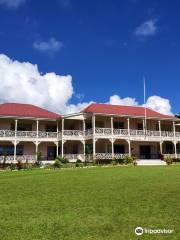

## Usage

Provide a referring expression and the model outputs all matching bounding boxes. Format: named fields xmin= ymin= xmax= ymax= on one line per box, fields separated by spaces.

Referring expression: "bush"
xmin=16 ymin=160 xmax=23 ymax=170
xmin=123 ymin=155 xmax=134 ymax=165
xmin=54 ymin=159 xmax=63 ymax=168
xmin=56 ymin=156 xmax=69 ymax=164
xmin=111 ymin=158 xmax=117 ymax=165
xmin=10 ymin=163 xmax=16 ymax=171
xmin=75 ymin=159 xmax=83 ymax=167
xmin=165 ymin=156 xmax=173 ymax=165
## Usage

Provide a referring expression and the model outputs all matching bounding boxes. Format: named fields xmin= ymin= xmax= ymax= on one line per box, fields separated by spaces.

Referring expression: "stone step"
xmin=137 ymin=159 xmax=166 ymax=166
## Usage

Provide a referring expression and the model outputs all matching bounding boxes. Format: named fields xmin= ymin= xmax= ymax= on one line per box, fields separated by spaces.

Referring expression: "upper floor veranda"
xmin=0 ymin=104 xmax=180 ymax=142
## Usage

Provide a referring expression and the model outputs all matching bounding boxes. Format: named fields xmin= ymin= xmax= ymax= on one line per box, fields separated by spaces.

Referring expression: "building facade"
xmin=0 ymin=102 xmax=180 ymax=163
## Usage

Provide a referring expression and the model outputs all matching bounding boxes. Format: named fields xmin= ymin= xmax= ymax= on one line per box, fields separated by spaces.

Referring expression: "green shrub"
xmin=10 ymin=163 xmax=16 ymax=171
xmin=16 ymin=160 xmax=23 ymax=170
xmin=75 ymin=159 xmax=83 ymax=167
xmin=123 ymin=155 xmax=134 ymax=165
xmin=56 ymin=156 xmax=69 ymax=164
xmin=54 ymin=159 xmax=62 ymax=168
xmin=165 ymin=156 xmax=173 ymax=165
xmin=111 ymin=158 xmax=117 ymax=165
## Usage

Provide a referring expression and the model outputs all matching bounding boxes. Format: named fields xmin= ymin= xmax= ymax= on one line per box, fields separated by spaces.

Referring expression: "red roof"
xmin=83 ymin=103 xmax=174 ymax=119
xmin=0 ymin=103 xmax=60 ymax=119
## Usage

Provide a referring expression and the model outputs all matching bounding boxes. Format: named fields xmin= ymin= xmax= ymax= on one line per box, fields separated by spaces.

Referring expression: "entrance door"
xmin=47 ymin=146 xmax=56 ymax=160
xmin=140 ymin=146 xmax=151 ymax=159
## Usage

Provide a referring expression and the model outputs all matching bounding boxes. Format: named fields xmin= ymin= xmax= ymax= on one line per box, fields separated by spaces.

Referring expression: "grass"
xmin=0 ymin=166 xmax=180 ymax=240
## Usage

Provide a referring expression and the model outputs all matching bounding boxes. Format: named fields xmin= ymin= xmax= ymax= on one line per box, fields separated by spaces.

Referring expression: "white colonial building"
xmin=0 ymin=102 xmax=180 ymax=163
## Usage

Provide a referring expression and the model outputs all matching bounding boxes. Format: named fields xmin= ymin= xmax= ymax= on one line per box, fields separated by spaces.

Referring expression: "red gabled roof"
xmin=0 ymin=103 xmax=60 ymax=119
xmin=83 ymin=103 xmax=174 ymax=119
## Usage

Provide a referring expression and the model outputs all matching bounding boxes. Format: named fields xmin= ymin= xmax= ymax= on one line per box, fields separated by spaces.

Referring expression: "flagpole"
xmin=144 ymin=77 xmax=147 ymax=135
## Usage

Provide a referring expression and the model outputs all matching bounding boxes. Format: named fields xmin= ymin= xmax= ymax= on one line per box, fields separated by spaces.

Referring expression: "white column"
xmin=111 ymin=117 xmax=113 ymax=135
xmin=36 ymin=120 xmax=39 ymax=138
xmin=14 ymin=141 xmax=17 ymax=161
xmin=61 ymin=119 xmax=64 ymax=157
xmin=111 ymin=139 xmax=114 ymax=159
xmin=174 ymin=141 xmax=177 ymax=159
xmin=160 ymin=141 xmax=163 ymax=155
xmin=15 ymin=119 xmax=18 ymax=137
xmin=83 ymin=141 xmax=85 ymax=161
xmin=83 ymin=119 xmax=85 ymax=133
xmin=158 ymin=120 xmax=161 ymax=136
xmin=173 ymin=121 xmax=176 ymax=137
xmin=127 ymin=118 xmax=130 ymax=136
xmin=35 ymin=142 xmax=38 ymax=161
xmin=128 ymin=140 xmax=131 ymax=156
xmin=57 ymin=121 xmax=59 ymax=136
xmin=56 ymin=141 xmax=59 ymax=157
xmin=92 ymin=115 xmax=96 ymax=158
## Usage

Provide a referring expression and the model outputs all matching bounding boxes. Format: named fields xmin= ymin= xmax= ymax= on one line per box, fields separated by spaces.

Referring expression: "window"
xmin=137 ymin=123 xmax=143 ymax=130
xmin=114 ymin=122 xmax=124 ymax=129
xmin=114 ymin=145 xmax=125 ymax=153
xmin=0 ymin=145 xmax=23 ymax=155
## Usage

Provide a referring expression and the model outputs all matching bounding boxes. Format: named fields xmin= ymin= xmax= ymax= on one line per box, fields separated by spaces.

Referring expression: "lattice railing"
xmin=63 ymin=130 xmax=84 ymax=137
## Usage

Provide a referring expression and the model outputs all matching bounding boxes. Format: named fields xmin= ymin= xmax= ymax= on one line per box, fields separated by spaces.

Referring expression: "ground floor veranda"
xmin=0 ymin=139 xmax=180 ymax=162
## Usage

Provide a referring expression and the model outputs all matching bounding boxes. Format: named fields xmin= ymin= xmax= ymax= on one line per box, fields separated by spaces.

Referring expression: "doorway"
xmin=140 ymin=145 xmax=151 ymax=159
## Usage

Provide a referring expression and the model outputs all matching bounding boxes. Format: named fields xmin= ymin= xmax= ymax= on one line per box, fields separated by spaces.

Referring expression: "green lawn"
xmin=0 ymin=166 xmax=180 ymax=240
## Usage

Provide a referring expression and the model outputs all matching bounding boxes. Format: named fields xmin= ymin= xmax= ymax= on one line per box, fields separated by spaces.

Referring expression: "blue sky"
xmin=0 ymin=0 xmax=179 ymax=114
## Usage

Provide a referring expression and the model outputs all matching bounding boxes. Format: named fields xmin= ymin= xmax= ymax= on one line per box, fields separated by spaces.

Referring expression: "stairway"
xmin=137 ymin=159 xmax=166 ymax=166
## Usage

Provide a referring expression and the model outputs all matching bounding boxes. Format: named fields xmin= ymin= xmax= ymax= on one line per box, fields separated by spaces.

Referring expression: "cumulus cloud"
xmin=0 ymin=54 xmax=87 ymax=114
xmin=108 ymin=94 xmax=173 ymax=115
xmin=0 ymin=0 xmax=25 ymax=8
xmin=108 ymin=95 xmax=138 ymax=106
xmin=0 ymin=54 xmax=173 ymax=116
xmin=33 ymin=38 xmax=63 ymax=54
xmin=145 ymin=95 xmax=173 ymax=115
xmin=134 ymin=19 xmax=157 ymax=37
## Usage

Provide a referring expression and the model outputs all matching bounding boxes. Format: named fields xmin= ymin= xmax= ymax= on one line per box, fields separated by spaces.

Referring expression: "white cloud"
xmin=0 ymin=54 xmax=173 ymax=116
xmin=135 ymin=19 xmax=157 ymax=37
xmin=0 ymin=54 xmax=84 ymax=114
xmin=108 ymin=94 xmax=173 ymax=115
xmin=145 ymin=95 xmax=173 ymax=115
xmin=33 ymin=38 xmax=63 ymax=53
xmin=108 ymin=95 xmax=138 ymax=106
xmin=0 ymin=0 xmax=25 ymax=8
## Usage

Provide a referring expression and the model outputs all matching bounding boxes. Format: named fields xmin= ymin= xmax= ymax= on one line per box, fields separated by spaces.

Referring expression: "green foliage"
xmin=165 ymin=156 xmax=173 ymax=165
xmin=75 ymin=159 xmax=83 ymax=167
xmin=36 ymin=151 xmax=42 ymax=167
xmin=111 ymin=158 xmax=117 ymax=165
xmin=16 ymin=160 xmax=23 ymax=170
xmin=10 ymin=163 xmax=16 ymax=171
xmin=54 ymin=159 xmax=63 ymax=168
xmin=56 ymin=156 xmax=69 ymax=164
xmin=123 ymin=155 xmax=134 ymax=165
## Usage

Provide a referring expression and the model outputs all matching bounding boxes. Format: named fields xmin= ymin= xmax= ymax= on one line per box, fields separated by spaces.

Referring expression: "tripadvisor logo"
xmin=135 ymin=226 xmax=174 ymax=235
xmin=135 ymin=227 xmax=143 ymax=236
